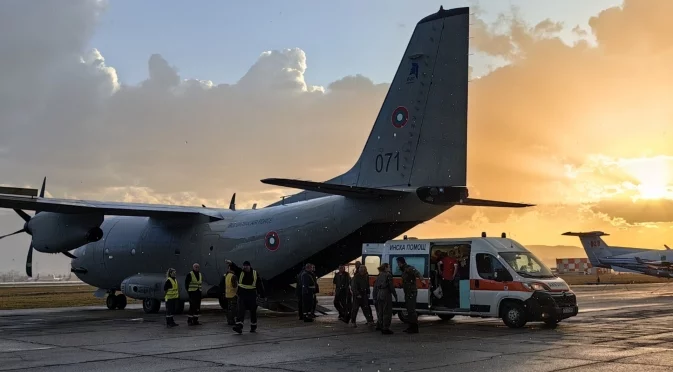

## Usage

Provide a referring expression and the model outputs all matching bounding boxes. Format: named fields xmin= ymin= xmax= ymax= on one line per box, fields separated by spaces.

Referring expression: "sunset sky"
xmin=2 ymin=0 xmax=673 ymax=274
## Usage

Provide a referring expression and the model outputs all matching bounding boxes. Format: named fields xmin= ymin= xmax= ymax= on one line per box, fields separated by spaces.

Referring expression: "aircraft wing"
xmin=0 ymin=193 xmax=225 ymax=220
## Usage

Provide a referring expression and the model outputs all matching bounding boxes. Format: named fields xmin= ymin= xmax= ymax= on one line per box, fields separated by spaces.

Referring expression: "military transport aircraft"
xmin=0 ymin=6 xmax=533 ymax=314
xmin=563 ymin=231 xmax=673 ymax=278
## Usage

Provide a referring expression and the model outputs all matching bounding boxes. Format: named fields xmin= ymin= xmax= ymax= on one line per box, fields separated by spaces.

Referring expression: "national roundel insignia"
xmin=265 ymin=231 xmax=280 ymax=252
xmin=391 ymin=106 xmax=409 ymax=128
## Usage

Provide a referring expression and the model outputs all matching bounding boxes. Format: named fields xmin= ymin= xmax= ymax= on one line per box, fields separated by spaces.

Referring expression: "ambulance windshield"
xmin=499 ymin=252 xmax=555 ymax=278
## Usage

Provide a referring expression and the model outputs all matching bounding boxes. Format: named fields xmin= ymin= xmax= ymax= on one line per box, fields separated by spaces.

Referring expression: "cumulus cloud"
xmin=4 ymin=0 xmax=673 ymax=273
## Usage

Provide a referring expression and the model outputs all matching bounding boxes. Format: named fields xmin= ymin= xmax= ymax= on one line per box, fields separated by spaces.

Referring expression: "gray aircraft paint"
xmin=0 ymin=7 xmax=532 ymax=308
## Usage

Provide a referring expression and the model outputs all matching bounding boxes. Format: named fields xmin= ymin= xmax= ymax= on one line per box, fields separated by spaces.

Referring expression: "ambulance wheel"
xmin=501 ymin=301 xmax=527 ymax=328
xmin=106 ymin=295 xmax=117 ymax=310
xmin=115 ymin=294 xmax=127 ymax=310
xmin=143 ymin=298 xmax=161 ymax=314
xmin=438 ymin=314 xmax=455 ymax=321
xmin=174 ymin=300 xmax=185 ymax=314
xmin=397 ymin=311 xmax=409 ymax=323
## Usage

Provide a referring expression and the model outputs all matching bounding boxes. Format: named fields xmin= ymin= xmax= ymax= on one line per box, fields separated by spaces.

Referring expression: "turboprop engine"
xmin=0 ymin=178 xmax=104 ymax=276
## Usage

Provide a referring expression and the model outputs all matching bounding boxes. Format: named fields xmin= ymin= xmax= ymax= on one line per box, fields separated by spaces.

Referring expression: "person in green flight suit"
xmin=396 ymin=257 xmax=426 ymax=334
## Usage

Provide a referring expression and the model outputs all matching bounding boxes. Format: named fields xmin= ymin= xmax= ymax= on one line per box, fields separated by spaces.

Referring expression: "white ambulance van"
xmin=361 ymin=233 xmax=578 ymax=328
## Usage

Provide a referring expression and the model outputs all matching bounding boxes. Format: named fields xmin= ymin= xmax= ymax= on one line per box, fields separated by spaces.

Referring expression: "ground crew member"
xmin=163 ymin=268 xmax=179 ymax=328
xmin=352 ymin=261 xmax=361 ymax=276
xmin=296 ymin=266 xmax=306 ymax=320
xmin=332 ymin=264 xmax=351 ymax=323
xmin=373 ymin=263 xmax=397 ymax=335
xmin=184 ymin=262 xmax=203 ymax=326
xmin=226 ymin=259 xmax=265 ymax=334
xmin=310 ymin=263 xmax=319 ymax=317
xmin=300 ymin=263 xmax=317 ymax=322
xmin=219 ymin=263 xmax=238 ymax=325
xmin=349 ymin=265 xmax=374 ymax=328
xmin=396 ymin=256 xmax=426 ymax=334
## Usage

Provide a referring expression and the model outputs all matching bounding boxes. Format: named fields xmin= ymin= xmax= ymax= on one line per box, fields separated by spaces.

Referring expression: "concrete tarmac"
xmin=2 ymin=283 xmax=673 ymax=371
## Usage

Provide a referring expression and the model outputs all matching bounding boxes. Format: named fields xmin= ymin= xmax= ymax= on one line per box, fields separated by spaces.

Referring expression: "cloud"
xmin=4 ymin=0 xmax=673 ymax=273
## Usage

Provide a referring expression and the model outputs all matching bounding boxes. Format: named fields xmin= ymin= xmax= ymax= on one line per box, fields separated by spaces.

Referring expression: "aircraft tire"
xmin=106 ymin=295 xmax=117 ymax=310
xmin=437 ymin=314 xmax=455 ymax=321
xmin=143 ymin=298 xmax=161 ymax=314
xmin=174 ymin=300 xmax=185 ymax=314
xmin=115 ymin=294 xmax=127 ymax=310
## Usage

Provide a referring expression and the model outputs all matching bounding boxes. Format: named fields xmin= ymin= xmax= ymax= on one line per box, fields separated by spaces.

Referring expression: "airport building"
xmin=556 ymin=258 xmax=610 ymax=275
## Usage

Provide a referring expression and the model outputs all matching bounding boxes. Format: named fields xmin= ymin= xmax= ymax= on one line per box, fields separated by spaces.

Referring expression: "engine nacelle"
xmin=27 ymin=212 xmax=104 ymax=254
xmin=121 ymin=273 xmax=188 ymax=301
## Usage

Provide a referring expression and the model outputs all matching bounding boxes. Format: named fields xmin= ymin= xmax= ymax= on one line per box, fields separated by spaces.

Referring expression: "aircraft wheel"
xmin=438 ymin=314 xmax=455 ymax=321
xmin=174 ymin=300 xmax=185 ymax=314
xmin=143 ymin=298 xmax=161 ymax=314
xmin=106 ymin=295 xmax=117 ymax=310
xmin=115 ymin=294 xmax=127 ymax=310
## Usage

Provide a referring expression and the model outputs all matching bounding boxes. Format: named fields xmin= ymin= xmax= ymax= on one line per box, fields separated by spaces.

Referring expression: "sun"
xmin=621 ymin=157 xmax=673 ymax=200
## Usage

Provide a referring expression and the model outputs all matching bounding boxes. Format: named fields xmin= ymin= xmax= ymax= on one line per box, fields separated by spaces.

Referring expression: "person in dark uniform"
xmin=310 ymin=264 xmax=319 ymax=317
xmin=373 ymin=263 xmax=397 ymax=334
xmin=349 ymin=265 xmax=374 ymax=328
xmin=396 ymin=257 xmax=426 ymax=334
xmin=184 ymin=262 xmax=203 ymax=325
xmin=219 ymin=263 xmax=238 ymax=325
xmin=296 ymin=265 xmax=307 ymax=320
xmin=226 ymin=259 xmax=265 ymax=334
xmin=300 ymin=263 xmax=317 ymax=322
xmin=163 ymin=268 xmax=179 ymax=328
xmin=332 ymin=264 xmax=351 ymax=323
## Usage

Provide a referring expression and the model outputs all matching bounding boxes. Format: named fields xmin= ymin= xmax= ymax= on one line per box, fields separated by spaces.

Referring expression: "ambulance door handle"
xmin=475 ymin=280 xmax=479 ymax=289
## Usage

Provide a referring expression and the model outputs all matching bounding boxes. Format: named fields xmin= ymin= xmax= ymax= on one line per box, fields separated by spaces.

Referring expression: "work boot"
xmin=381 ymin=329 xmax=394 ymax=335
xmin=232 ymin=324 xmax=243 ymax=334
xmin=250 ymin=324 xmax=257 ymax=333
xmin=192 ymin=318 xmax=201 ymax=326
xmin=187 ymin=317 xmax=193 ymax=325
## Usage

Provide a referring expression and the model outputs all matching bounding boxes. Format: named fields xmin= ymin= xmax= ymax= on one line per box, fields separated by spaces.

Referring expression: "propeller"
xmin=0 ymin=178 xmax=76 ymax=277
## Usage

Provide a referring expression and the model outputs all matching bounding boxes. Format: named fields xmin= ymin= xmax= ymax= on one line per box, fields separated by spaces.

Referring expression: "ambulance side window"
xmin=475 ymin=253 xmax=506 ymax=281
xmin=390 ymin=256 xmax=428 ymax=277
xmin=363 ymin=255 xmax=380 ymax=276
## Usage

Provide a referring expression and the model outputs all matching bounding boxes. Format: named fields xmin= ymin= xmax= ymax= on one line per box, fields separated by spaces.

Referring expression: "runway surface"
xmin=1 ymin=283 xmax=673 ymax=371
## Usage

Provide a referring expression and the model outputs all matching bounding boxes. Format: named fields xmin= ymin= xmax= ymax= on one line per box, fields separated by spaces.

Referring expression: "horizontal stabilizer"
xmin=261 ymin=178 xmax=408 ymax=199
xmin=562 ymin=231 xmax=610 ymax=237
xmin=0 ymin=186 xmax=38 ymax=197
xmin=458 ymin=198 xmax=535 ymax=208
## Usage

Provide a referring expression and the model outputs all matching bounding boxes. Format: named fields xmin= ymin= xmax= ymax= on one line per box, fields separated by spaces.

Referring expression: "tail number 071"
xmin=375 ymin=152 xmax=400 ymax=173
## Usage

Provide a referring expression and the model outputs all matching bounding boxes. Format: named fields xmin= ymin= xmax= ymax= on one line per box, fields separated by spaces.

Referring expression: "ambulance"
xmin=362 ymin=233 xmax=578 ymax=328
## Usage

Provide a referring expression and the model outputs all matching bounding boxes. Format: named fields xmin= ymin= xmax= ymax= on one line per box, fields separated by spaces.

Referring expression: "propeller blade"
xmin=0 ymin=228 xmax=26 ymax=240
xmin=62 ymin=251 xmax=77 ymax=259
xmin=26 ymin=246 xmax=33 ymax=277
xmin=13 ymin=209 xmax=31 ymax=222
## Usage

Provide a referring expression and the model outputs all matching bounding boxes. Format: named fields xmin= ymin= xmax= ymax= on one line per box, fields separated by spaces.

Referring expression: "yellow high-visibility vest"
xmin=188 ymin=271 xmax=202 ymax=292
xmin=225 ymin=273 xmax=237 ymax=298
xmin=165 ymin=277 xmax=179 ymax=300
xmin=238 ymin=270 xmax=257 ymax=290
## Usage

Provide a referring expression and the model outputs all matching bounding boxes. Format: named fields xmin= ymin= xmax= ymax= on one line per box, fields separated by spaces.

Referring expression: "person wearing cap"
xmin=332 ymin=264 xmax=351 ymax=323
xmin=163 ymin=268 xmax=180 ymax=328
xmin=225 ymin=259 xmax=265 ymax=334
xmin=373 ymin=263 xmax=397 ymax=334
xmin=396 ymin=256 xmax=426 ymax=334
xmin=219 ymin=263 xmax=238 ymax=325
xmin=300 ymin=263 xmax=317 ymax=322
xmin=184 ymin=262 xmax=203 ymax=325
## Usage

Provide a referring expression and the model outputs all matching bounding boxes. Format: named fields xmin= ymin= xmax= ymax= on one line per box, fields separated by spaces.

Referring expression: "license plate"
xmin=562 ymin=307 xmax=574 ymax=314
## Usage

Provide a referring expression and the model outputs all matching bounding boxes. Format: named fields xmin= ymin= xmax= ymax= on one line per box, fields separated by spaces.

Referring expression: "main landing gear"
xmin=141 ymin=298 xmax=185 ymax=315
xmin=106 ymin=291 xmax=127 ymax=310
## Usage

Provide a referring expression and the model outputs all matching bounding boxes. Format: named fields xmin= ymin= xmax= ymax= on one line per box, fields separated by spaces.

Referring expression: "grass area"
xmin=0 ymin=285 xmax=140 ymax=310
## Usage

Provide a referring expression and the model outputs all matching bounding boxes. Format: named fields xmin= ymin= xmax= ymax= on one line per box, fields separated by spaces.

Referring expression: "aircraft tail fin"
xmin=562 ymin=231 xmax=612 ymax=268
xmin=346 ymin=7 xmax=470 ymax=189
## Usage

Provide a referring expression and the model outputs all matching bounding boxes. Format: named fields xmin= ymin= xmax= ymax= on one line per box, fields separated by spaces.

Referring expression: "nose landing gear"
xmin=105 ymin=291 xmax=127 ymax=310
